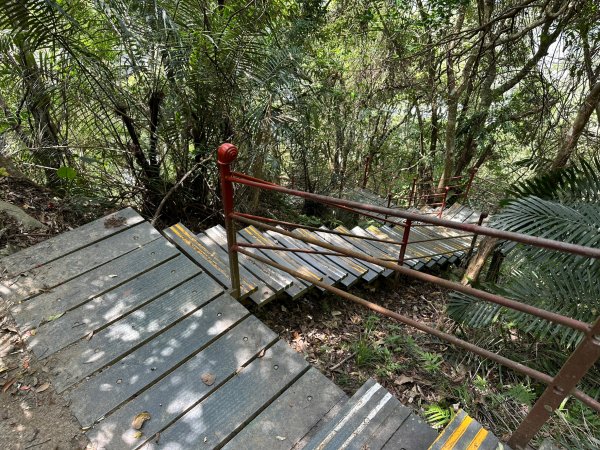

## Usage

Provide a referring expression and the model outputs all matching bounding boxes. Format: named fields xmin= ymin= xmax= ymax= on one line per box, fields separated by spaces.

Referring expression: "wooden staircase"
xmin=165 ymin=202 xmax=484 ymax=306
xmin=0 ymin=206 xmax=508 ymax=450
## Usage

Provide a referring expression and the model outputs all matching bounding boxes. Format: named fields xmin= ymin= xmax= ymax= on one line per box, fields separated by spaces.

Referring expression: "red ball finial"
xmin=217 ymin=143 xmax=238 ymax=165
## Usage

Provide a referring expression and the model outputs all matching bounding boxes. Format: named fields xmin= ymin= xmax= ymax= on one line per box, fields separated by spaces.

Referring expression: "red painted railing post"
xmin=508 ymin=316 xmax=600 ymax=449
xmin=463 ymin=167 xmax=477 ymax=202
xmin=395 ymin=219 xmax=412 ymax=284
xmin=408 ymin=178 xmax=417 ymax=207
xmin=438 ymin=186 xmax=450 ymax=218
xmin=217 ymin=143 xmax=241 ymax=299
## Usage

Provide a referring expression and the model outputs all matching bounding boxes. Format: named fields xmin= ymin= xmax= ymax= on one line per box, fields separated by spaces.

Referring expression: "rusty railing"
xmin=215 ymin=143 xmax=600 ymax=450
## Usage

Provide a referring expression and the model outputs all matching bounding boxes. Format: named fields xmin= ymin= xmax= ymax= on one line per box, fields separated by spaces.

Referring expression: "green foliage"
xmin=505 ymin=383 xmax=536 ymax=406
xmin=424 ymin=405 xmax=455 ymax=429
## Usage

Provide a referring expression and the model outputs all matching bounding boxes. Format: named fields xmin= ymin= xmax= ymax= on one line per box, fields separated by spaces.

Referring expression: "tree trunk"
xmin=551 ymin=80 xmax=600 ymax=169
xmin=461 ymin=236 xmax=498 ymax=285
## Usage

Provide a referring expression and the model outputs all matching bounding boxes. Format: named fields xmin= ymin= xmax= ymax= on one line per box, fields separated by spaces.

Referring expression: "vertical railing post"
xmin=463 ymin=167 xmax=477 ymax=202
xmin=385 ymin=193 xmax=392 ymax=219
xmin=462 ymin=212 xmax=488 ymax=267
xmin=394 ymin=219 xmax=412 ymax=284
xmin=438 ymin=186 xmax=450 ymax=218
xmin=508 ymin=317 xmax=600 ymax=449
xmin=217 ymin=143 xmax=241 ymax=299
xmin=408 ymin=178 xmax=417 ymax=207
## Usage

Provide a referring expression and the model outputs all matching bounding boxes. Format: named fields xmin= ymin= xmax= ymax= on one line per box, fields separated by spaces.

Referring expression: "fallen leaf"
xmin=85 ymin=331 xmax=93 ymax=341
xmin=45 ymin=313 xmax=64 ymax=323
xmin=394 ymin=375 xmax=414 ymax=386
xmin=2 ymin=378 xmax=16 ymax=393
xmin=201 ymin=372 xmax=215 ymax=386
xmin=132 ymin=431 xmax=143 ymax=439
xmin=35 ymin=382 xmax=50 ymax=393
xmin=29 ymin=329 xmax=37 ymax=336
xmin=331 ymin=310 xmax=342 ymax=317
xmin=257 ymin=348 xmax=266 ymax=358
xmin=276 ymin=436 xmax=287 ymax=441
xmin=131 ymin=411 xmax=151 ymax=430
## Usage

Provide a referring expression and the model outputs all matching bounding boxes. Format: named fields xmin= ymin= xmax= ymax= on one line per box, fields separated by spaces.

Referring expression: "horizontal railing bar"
xmin=231 ymin=213 xmax=590 ymax=333
xmin=317 ymin=198 xmax=408 ymax=228
xmin=227 ymin=174 xmax=600 ymax=259
xmin=408 ymin=233 xmax=475 ymax=243
xmin=236 ymin=241 xmax=468 ymax=264
xmin=234 ymin=246 xmax=552 ymax=383
xmin=233 ymin=212 xmax=406 ymax=245
xmin=236 ymin=242 xmax=346 ymax=258
xmin=235 ymin=245 xmax=599 ymax=414
xmin=402 ymin=247 xmax=471 ymax=261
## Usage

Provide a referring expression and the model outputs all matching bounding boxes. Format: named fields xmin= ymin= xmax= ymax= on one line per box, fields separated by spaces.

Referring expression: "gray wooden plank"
xmin=380 ymin=225 xmax=439 ymax=268
xmin=87 ymin=314 xmax=279 ymax=450
xmin=49 ymin=274 xmax=224 ymax=392
xmin=223 ymin=367 xmax=346 ymax=450
xmin=347 ymin=402 xmax=411 ymax=450
xmin=334 ymin=226 xmax=394 ymax=278
xmin=164 ymin=224 xmax=257 ymax=299
xmin=10 ymin=238 xmax=179 ymax=331
xmin=294 ymin=228 xmax=364 ymax=288
xmin=315 ymin=227 xmax=383 ymax=282
xmin=381 ymin=413 xmax=438 ymax=450
xmin=402 ymin=225 xmax=453 ymax=264
xmin=205 ymin=225 xmax=292 ymax=294
xmin=293 ymin=396 xmax=349 ymax=449
xmin=266 ymin=228 xmax=346 ymax=284
xmin=254 ymin=228 xmax=332 ymax=292
xmin=1 ymin=222 xmax=160 ymax=303
xmin=240 ymin=226 xmax=313 ymax=287
xmin=237 ymin=227 xmax=308 ymax=299
xmin=304 ymin=381 xmax=393 ymax=450
xmin=366 ymin=226 xmax=426 ymax=270
xmin=342 ymin=394 xmax=404 ymax=450
xmin=303 ymin=378 xmax=379 ymax=449
xmin=195 ymin=232 xmax=278 ymax=305
xmin=353 ymin=226 xmax=421 ymax=270
xmin=70 ymin=302 xmax=256 ymax=427
xmin=0 ymin=207 xmax=144 ymax=277
xmin=139 ymin=339 xmax=309 ymax=450
xmin=27 ymin=254 xmax=200 ymax=358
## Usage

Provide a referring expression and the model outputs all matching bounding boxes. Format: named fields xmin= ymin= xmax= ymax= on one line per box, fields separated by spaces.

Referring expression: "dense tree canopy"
xmin=0 ymin=0 xmax=598 ymax=222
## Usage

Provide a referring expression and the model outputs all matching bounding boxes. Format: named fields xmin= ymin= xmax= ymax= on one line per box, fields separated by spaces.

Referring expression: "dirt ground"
xmin=0 ymin=178 xmax=111 ymax=449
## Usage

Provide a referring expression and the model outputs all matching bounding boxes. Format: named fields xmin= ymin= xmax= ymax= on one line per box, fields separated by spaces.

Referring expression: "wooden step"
xmin=266 ymin=227 xmax=347 ymax=286
xmin=315 ymin=226 xmax=383 ymax=283
xmin=428 ymin=409 xmax=508 ymax=450
xmin=195 ymin=231 xmax=279 ymax=305
xmin=204 ymin=225 xmax=293 ymax=300
xmin=303 ymin=379 xmax=437 ymax=450
xmin=334 ymin=225 xmax=394 ymax=278
xmin=164 ymin=223 xmax=257 ymax=300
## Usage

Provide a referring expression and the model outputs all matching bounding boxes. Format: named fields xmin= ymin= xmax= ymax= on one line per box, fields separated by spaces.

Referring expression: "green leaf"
xmin=56 ymin=166 xmax=77 ymax=180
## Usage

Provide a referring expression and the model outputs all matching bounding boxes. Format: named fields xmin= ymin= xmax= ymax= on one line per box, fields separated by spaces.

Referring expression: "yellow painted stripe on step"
xmin=170 ymin=224 xmax=256 ymax=293
xmin=440 ymin=415 xmax=473 ymax=450
xmin=467 ymin=428 xmax=488 ymax=449
xmin=246 ymin=226 xmax=322 ymax=281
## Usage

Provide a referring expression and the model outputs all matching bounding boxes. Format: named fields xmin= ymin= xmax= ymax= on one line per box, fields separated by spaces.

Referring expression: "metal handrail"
xmin=216 ymin=143 xmax=600 ymax=450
